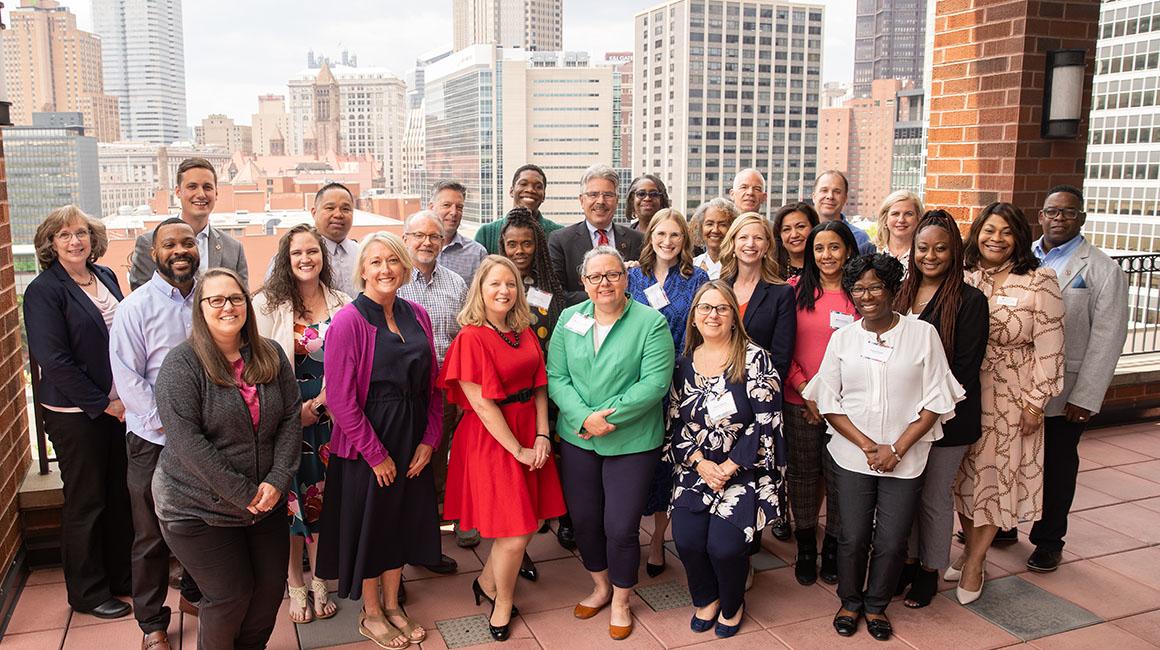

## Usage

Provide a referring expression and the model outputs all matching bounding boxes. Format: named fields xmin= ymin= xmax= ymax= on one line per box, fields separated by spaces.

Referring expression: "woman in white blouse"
xmin=802 ymin=253 xmax=963 ymax=642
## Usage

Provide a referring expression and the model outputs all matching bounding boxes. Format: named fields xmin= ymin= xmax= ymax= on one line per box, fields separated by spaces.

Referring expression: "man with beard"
xmin=110 ymin=219 xmax=201 ymax=650
xmin=474 ymin=164 xmax=564 ymax=254
xmin=129 ymin=158 xmax=248 ymax=290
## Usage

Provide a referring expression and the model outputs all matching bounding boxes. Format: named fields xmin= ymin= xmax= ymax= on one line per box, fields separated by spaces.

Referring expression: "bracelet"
xmin=889 ymin=444 xmax=903 ymax=463
xmin=535 ymin=433 xmax=550 ymax=440
xmin=691 ymin=458 xmax=702 ymax=471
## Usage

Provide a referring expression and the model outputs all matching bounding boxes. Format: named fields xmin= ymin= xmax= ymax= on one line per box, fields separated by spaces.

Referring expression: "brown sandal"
xmin=359 ymin=610 xmax=408 ymax=649
xmin=383 ymin=607 xmax=427 ymax=645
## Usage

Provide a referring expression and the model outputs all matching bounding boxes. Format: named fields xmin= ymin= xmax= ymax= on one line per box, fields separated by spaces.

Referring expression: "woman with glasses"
xmin=254 ymin=224 xmax=352 ymax=624
xmin=667 ymin=281 xmax=786 ymax=639
xmin=154 ymin=268 xmax=302 ymax=649
xmin=547 ymin=246 xmax=675 ymax=641
xmin=690 ymin=199 xmax=739 ymax=280
xmin=625 ymin=174 xmax=670 ymax=233
xmin=773 ymin=203 xmax=821 ymax=280
xmin=23 ymin=206 xmax=133 ymax=620
xmin=802 ymin=254 xmax=963 ymax=641
xmin=950 ymin=203 xmax=1064 ymax=604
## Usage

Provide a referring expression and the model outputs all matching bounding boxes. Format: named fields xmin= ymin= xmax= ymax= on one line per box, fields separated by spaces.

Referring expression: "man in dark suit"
xmin=548 ymin=164 xmax=643 ymax=306
xmin=128 ymin=157 xmax=249 ymax=290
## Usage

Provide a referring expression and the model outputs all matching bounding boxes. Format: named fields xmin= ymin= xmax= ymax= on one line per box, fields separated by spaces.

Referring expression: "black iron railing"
xmin=1114 ymin=253 xmax=1160 ymax=356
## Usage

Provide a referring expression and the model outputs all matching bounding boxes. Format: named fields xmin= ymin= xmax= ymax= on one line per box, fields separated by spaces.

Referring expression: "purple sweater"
xmin=323 ymin=297 xmax=443 ymax=467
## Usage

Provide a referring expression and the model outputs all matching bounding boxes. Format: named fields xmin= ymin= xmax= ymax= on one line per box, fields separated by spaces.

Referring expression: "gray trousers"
xmin=908 ymin=445 xmax=969 ymax=570
xmin=831 ymin=458 xmax=923 ymax=614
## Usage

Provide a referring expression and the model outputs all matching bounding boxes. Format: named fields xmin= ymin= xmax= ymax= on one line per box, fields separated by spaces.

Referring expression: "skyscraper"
xmin=633 ymin=0 xmax=824 ymax=213
xmin=92 ymin=0 xmax=188 ymax=145
xmin=852 ymin=0 xmax=925 ymax=97
xmin=2 ymin=0 xmax=121 ymax=142
xmin=819 ymin=78 xmax=902 ymax=217
xmin=453 ymin=0 xmax=563 ymax=52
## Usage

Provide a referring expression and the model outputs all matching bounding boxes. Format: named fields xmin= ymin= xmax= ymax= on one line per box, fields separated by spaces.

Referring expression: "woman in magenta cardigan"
xmin=316 ymin=232 xmax=443 ymax=648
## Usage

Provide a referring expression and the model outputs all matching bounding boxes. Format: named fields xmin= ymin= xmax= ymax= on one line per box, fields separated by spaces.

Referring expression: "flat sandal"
xmin=359 ymin=610 xmax=408 ymax=649
xmin=310 ymin=576 xmax=338 ymax=620
xmin=383 ymin=607 xmax=427 ymax=645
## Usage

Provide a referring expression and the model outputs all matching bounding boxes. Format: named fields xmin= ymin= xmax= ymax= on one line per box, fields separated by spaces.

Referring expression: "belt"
xmin=498 ymin=388 xmax=534 ymax=405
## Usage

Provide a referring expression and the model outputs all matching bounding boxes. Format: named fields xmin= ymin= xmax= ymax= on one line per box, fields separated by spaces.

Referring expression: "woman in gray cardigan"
xmin=155 ymin=268 xmax=301 ymax=650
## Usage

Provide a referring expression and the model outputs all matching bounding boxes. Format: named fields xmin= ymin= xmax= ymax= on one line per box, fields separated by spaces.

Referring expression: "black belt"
xmin=498 ymin=388 xmax=534 ymax=405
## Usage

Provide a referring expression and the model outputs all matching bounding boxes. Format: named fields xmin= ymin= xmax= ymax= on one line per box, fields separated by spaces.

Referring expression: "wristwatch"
xmin=691 ymin=458 xmax=702 ymax=471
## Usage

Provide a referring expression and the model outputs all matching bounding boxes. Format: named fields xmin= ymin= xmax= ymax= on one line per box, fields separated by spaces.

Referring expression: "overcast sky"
xmin=62 ymin=0 xmax=855 ymax=126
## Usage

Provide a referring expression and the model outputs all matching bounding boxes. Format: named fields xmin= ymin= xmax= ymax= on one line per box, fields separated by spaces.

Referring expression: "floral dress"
xmin=288 ymin=319 xmax=332 ymax=539
xmin=666 ymin=343 xmax=787 ymax=542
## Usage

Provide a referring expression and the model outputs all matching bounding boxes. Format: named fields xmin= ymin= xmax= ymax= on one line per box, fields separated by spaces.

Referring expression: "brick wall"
xmin=925 ymin=0 xmax=1101 ymax=224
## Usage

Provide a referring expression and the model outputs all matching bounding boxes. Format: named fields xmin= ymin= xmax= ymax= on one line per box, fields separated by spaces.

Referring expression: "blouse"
xmin=693 ymin=253 xmax=722 ymax=280
xmin=628 ymin=266 xmax=710 ymax=352
xmin=802 ymin=315 xmax=965 ymax=479
xmin=784 ymin=278 xmax=858 ymax=406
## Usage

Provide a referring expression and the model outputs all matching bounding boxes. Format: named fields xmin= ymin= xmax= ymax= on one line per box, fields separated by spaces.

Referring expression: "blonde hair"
xmin=682 ymin=280 xmax=750 ymax=384
xmin=458 ymin=255 xmax=534 ymax=333
xmin=874 ymin=190 xmax=925 ymax=249
xmin=638 ymin=208 xmax=697 ymax=279
xmin=33 ymin=205 xmax=108 ymax=270
xmin=719 ymin=212 xmax=785 ymax=285
xmin=353 ymin=231 xmax=413 ymax=291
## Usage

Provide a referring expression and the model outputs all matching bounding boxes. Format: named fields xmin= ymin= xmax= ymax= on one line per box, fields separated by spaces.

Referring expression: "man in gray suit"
xmin=548 ymin=164 xmax=643 ymax=306
xmin=1026 ymin=184 xmax=1128 ymax=572
xmin=129 ymin=157 xmax=249 ymax=290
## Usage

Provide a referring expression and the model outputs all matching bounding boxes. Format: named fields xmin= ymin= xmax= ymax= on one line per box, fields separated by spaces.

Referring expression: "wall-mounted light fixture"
xmin=1042 ymin=49 xmax=1085 ymax=139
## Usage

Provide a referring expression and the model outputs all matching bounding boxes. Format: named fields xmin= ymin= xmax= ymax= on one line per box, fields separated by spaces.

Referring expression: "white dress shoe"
xmin=956 ymin=568 xmax=985 ymax=605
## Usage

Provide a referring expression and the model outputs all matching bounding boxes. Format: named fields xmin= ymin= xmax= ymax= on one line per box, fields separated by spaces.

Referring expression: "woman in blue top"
xmin=627 ymin=208 xmax=709 ymax=577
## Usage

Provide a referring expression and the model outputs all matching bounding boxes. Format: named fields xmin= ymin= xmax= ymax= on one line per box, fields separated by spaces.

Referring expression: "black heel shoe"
xmin=904 ymin=567 xmax=938 ymax=608
xmin=819 ymin=534 xmax=839 ymax=585
xmin=518 ymin=552 xmax=538 ymax=582
xmin=895 ymin=561 xmax=918 ymax=596
xmin=488 ymin=600 xmax=512 ymax=642
xmin=472 ymin=579 xmax=519 ymax=615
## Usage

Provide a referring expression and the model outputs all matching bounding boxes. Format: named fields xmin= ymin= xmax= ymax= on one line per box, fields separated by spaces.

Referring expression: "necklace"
xmin=487 ymin=320 xmax=521 ymax=349
xmin=73 ymin=272 xmax=95 ymax=287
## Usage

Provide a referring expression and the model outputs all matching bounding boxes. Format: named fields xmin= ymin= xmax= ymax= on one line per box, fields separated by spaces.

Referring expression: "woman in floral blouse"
xmin=666 ymin=280 xmax=786 ymax=639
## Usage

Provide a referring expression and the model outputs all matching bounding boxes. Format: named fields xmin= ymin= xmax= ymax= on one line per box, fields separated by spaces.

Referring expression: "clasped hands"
xmin=579 ymin=408 xmax=617 ymax=439
xmin=514 ymin=436 xmax=552 ymax=471
xmin=863 ymin=442 xmax=901 ymax=474
xmin=369 ymin=443 xmax=435 ymax=488
xmin=694 ymin=456 xmax=736 ymax=493
xmin=247 ymin=482 xmax=282 ymax=515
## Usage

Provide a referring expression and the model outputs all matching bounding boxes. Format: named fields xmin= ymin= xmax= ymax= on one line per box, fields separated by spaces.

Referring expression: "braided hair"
xmin=894 ymin=210 xmax=966 ymax=357
xmin=500 ymin=207 xmax=564 ymax=329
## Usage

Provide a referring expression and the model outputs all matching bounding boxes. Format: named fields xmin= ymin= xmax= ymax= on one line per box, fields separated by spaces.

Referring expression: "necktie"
xmin=596 ymin=229 xmax=609 ymax=246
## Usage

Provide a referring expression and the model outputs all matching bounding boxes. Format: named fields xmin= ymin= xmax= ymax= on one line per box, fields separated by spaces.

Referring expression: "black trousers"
xmin=1029 ymin=416 xmax=1087 ymax=553
xmin=671 ymin=507 xmax=749 ymax=618
xmin=161 ymin=513 xmax=289 ymax=650
xmin=560 ymin=442 xmax=658 ymax=588
xmin=43 ymin=410 xmax=133 ymax=610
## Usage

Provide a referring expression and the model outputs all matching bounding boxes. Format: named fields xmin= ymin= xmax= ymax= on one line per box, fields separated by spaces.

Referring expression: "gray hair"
xmin=690 ymin=198 xmax=740 ymax=247
xmin=579 ymin=164 xmax=620 ymax=190
xmin=579 ymin=245 xmax=625 ymax=277
xmin=732 ymin=168 xmax=767 ymax=190
xmin=403 ymin=210 xmax=445 ymax=237
xmin=429 ymin=179 xmax=467 ymax=204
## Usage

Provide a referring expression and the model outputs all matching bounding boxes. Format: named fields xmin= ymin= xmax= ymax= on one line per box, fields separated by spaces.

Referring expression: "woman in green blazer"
xmin=547 ymin=246 xmax=675 ymax=641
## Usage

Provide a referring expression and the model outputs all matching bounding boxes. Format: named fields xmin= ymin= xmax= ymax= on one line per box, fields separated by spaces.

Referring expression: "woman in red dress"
xmin=440 ymin=255 xmax=566 ymax=642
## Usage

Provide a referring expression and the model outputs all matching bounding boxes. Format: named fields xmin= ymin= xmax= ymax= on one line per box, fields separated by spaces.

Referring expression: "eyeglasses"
xmin=849 ymin=285 xmax=888 ymax=298
xmin=634 ymin=190 xmax=664 ymax=200
xmin=694 ymin=303 xmax=732 ymax=316
xmin=55 ymin=229 xmax=91 ymax=242
xmin=582 ymin=271 xmax=625 ymax=285
xmin=201 ymin=294 xmax=247 ymax=309
xmin=582 ymin=191 xmax=618 ymax=201
xmin=1040 ymin=207 xmax=1085 ymax=222
xmin=404 ymin=232 xmax=444 ymax=243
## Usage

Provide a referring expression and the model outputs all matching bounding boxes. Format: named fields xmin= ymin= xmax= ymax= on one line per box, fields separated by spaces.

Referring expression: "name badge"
xmin=564 ymin=312 xmax=595 ymax=336
xmin=705 ymin=392 xmax=738 ymax=423
xmin=830 ymin=311 xmax=854 ymax=330
xmin=644 ymin=283 xmax=670 ymax=309
xmin=995 ymin=295 xmax=1018 ymax=308
xmin=527 ymin=287 xmax=553 ymax=310
xmin=861 ymin=339 xmax=893 ymax=363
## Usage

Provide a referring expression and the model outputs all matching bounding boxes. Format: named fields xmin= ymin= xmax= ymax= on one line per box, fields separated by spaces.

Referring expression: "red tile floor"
xmin=5 ymin=419 xmax=1160 ymax=649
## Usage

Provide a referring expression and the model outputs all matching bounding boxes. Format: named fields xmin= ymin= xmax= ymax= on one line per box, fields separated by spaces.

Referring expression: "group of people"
xmin=22 ymin=156 xmax=1129 ymax=649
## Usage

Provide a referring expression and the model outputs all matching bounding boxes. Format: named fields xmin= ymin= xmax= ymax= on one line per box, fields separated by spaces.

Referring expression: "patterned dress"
xmin=288 ymin=319 xmax=331 ymax=539
xmin=954 ymin=264 xmax=1065 ymax=528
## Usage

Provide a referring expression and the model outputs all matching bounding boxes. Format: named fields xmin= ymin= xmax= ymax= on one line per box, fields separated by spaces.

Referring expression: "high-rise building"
xmin=818 ymin=78 xmax=902 ymax=217
xmin=2 ymin=0 xmax=121 ymax=142
xmin=92 ymin=0 xmax=188 ymax=145
xmin=1083 ymin=0 xmax=1160 ymax=252
xmin=852 ymin=0 xmax=925 ymax=97
xmin=424 ymin=46 xmax=615 ymax=226
xmin=891 ymin=86 xmax=925 ymax=196
xmin=633 ymin=0 xmax=824 ymax=213
xmin=606 ymin=52 xmax=634 ymax=172
xmin=195 ymin=114 xmax=252 ymax=154
xmin=251 ymin=95 xmax=290 ymax=156
xmin=2 ymin=113 xmax=100 ymax=244
xmin=287 ymin=62 xmax=408 ymax=192
xmin=402 ymin=49 xmax=453 ymax=193
xmin=453 ymin=0 xmax=563 ymax=52
xmin=98 ymin=141 xmax=230 ymax=216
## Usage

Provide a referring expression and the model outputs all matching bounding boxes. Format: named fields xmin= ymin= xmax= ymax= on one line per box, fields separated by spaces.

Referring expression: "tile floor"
xmin=6 ymin=420 xmax=1160 ymax=649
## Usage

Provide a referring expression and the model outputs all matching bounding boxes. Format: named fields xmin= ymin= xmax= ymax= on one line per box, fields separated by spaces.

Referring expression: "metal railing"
xmin=1115 ymin=252 xmax=1160 ymax=357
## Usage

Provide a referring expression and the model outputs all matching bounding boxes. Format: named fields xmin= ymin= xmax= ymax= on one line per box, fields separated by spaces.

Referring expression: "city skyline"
xmin=55 ymin=0 xmax=855 ymax=129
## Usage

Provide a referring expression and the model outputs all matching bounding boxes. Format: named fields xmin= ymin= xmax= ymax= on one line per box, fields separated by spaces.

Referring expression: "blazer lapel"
xmin=1056 ymin=240 xmax=1090 ymax=291
xmin=613 ymin=225 xmax=632 ymax=256
xmin=207 ymin=226 xmax=223 ymax=267
xmin=51 ymin=262 xmax=110 ymax=341
xmin=744 ymin=280 xmax=771 ymax=330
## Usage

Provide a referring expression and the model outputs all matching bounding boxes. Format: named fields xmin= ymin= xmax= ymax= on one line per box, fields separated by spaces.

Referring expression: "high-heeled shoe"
xmin=943 ymin=556 xmax=965 ymax=582
xmin=956 ymin=567 xmax=985 ymax=605
xmin=488 ymin=600 xmax=512 ymax=642
xmin=518 ymin=552 xmax=538 ymax=581
xmin=472 ymin=579 xmax=518 ymax=615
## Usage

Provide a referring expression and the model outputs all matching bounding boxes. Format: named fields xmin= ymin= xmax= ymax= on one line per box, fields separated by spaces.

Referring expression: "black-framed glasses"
xmin=201 ymin=294 xmax=246 ymax=309
xmin=633 ymin=190 xmax=664 ymax=199
xmin=849 ymin=285 xmax=888 ymax=298
xmin=694 ymin=303 xmax=732 ymax=316
xmin=1040 ymin=207 xmax=1084 ymax=222
xmin=582 ymin=271 xmax=625 ymax=285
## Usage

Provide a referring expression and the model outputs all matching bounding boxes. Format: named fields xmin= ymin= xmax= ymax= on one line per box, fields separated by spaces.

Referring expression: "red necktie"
xmin=596 ymin=229 xmax=609 ymax=246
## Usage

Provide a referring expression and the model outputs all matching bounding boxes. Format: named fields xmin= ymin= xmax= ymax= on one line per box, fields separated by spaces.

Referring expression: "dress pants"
xmin=671 ymin=507 xmax=749 ymax=618
xmin=1029 ymin=416 xmax=1087 ymax=553
xmin=908 ymin=445 xmax=968 ymax=570
xmin=560 ymin=442 xmax=658 ymax=588
xmin=831 ymin=459 xmax=922 ymax=614
xmin=43 ymin=410 xmax=133 ymax=610
xmin=160 ymin=513 xmax=289 ymax=650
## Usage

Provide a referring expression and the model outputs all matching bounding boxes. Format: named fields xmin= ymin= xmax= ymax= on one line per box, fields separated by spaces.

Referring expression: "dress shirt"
xmin=108 ymin=272 xmax=195 ymax=446
xmin=324 ymin=236 xmax=359 ymax=296
xmin=1033 ymin=235 xmax=1085 ymax=287
xmin=195 ymin=226 xmax=210 ymax=274
xmin=693 ymin=252 xmax=722 ymax=280
xmin=397 ymin=264 xmax=468 ymax=362
xmin=440 ymin=232 xmax=488 ymax=284
xmin=585 ymin=220 xmax=616 ymax=249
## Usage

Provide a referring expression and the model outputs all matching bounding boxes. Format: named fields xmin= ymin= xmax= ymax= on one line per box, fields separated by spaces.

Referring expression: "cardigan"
xmin=323 ymin=297 xmax=443 ymax=468
xmin=915 ymin=283 xmax=989 ymax=447
xmin=153 ymin=341 xmax=301 ymax=526
xmin=547 ymin=298 xmax=675 ymax=456
xmin=252 ymin=288 xmax=352 ymax=362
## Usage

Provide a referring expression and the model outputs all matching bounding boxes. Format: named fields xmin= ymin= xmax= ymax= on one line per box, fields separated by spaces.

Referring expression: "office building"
xmin=633 ymin=0 xmax=824 ymax=213
xmin=98 ymin=142 xmax=230 ymax=216
xmin=453 ymin=0 xmax=563 ymax=51
xmin=195 ymin=114 xmax=252 ymax=154
xmin=819 ymin=78 xmax=901 ymax=217
xmin=853 ymin=0 xmax=925 ymax=96
xmin=251 ymin=95 xmax=291 ymax=156
xmin=891 ymin=86 xmax=925 ymax=196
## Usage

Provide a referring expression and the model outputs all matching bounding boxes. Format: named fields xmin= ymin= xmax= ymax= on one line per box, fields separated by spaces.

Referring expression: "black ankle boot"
xmin=819 ymin=534 xmax=839 ymax=585
xmin=794 ymin=528 xmax=818 ymax=586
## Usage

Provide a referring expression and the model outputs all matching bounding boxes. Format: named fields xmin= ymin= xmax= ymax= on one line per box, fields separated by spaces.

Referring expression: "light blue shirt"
xmin=1033 ymin=234 xmax=1084 ymax=279
xmin=836 ymin=213 xmax=876 ymax=256
xmin=108 ymin=272 xmax=195 ymax=446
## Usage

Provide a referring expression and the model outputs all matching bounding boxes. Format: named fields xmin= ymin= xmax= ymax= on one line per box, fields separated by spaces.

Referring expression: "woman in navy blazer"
xmin=23 ymin=206 xmax=133 ymax=620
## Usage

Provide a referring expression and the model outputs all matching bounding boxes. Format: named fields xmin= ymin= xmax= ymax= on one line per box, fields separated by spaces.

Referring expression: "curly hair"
xmin=963 ymin=202 xmax=1041 ymax=275
xmin=258 ymin=224 xmax=341 ymax=319
xmin=842 ymin=253 xmax=904 ymax=303
xmin=624 ymin=174 xmax=670 ymax=231
xmin=689 ymin=198 xmax=739 ymax=249
xmin=500 ymin=207 xmax=565 ymax=328
xmin=34 ymin=205 xmax=109 ymax=271
xmin=895 ymin=210 xmax=966 ymax=356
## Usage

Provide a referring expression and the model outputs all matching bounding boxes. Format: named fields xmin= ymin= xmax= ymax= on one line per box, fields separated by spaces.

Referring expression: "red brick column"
xmin=925 ymin=0 xmax=1100 ymax=223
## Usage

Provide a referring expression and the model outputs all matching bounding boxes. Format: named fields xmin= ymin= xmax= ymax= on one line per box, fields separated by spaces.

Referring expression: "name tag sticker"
xmin=706 ymin=392 xmax=738 ymax=422
xmin=996 ymin=295 xmax=1018 ymax=308
xmin=830 ymin=311 xmax=854 ymax=330
xmin=527 ymin=287 xmax=553 ymax=310
xmin=644 ymin=283 xmax=671 ymax=309
xmin=861 ymin=339 xmax=893 ymax=363
xmin=564 ymin=312 xmax=595 ymax=336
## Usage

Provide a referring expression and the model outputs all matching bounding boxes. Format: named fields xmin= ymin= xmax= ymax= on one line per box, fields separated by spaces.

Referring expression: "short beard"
xmin=158 ymin=257 xmax=198 ymax=285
